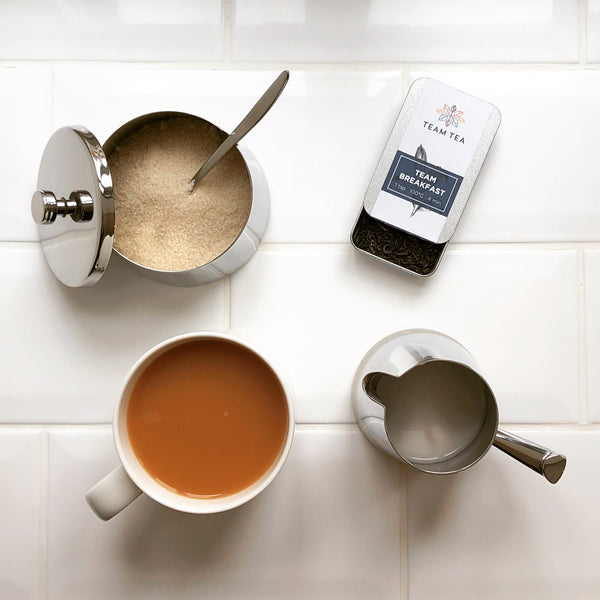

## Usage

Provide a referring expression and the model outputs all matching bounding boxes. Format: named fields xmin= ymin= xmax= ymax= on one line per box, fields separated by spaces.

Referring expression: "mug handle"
xmin=493 ymin=428 xmax=567 ymax=484
xmin=86 ymin=465 xmax=143 ymax=520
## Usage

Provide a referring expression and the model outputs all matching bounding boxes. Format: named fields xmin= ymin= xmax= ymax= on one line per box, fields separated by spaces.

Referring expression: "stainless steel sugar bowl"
xmin=31 ymin=111 xmax=269 ymax=287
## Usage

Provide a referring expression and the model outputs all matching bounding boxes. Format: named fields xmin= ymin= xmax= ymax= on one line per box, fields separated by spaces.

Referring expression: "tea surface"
xmin=127 ymin=339 xmax=288 ymax=498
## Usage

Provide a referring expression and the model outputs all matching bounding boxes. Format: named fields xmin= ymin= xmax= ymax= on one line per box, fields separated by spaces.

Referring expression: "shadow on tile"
xmin=350 ymin=244 xmax=430 ymax=293
xmin=52 ymin=251 xmax=220 ymax=312
xmin=408 ymin=451 xmax=520 ymax=540
xmin=110 ymin=461 xmax=340 ymax=573
xmin=4 ymin=247 xmax=226 ymax=421
xmin=46 ymin=250 xmax=226 ymax=357
xmin=0 ymin=582 xmax=27 ymax=600
xmin=49 ymin=427 xmax=402 ymax=598
xmin=118 ymin=498 xmax=252 ymax=571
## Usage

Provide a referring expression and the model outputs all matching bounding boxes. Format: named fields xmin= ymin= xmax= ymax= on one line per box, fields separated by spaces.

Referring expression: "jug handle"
xmin=493 ymin=429 xmax=566 ymax=484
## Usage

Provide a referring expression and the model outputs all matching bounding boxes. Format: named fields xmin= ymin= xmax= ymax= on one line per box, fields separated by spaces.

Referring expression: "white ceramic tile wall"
xmin=1 ymin=1 xmax=599 ymax=598
xmin=410 ymin=70 xmax=600 ymax=243
xmin=48 ymin=427 xmax=401 ymax=600
xmin=232 ymin=0 xmax=579 ymax=63
xmin=585 ymin=250 xmax=600 ymax=422
xmin=407 ymin=431 xmax=600 ymax=599
xmin=0 ymin=0 xmax=223 ymax=61
xmin=0 ymin=67 xmax=52 ymax=241
xmin=0 ymin=430 xmax=44 ymax=599
xmin=230 ymin=246 xmax=579 ymax=424
xmin=0 ymin=245 xmax=226 ymax=423
xmin=51 ymin=68 xmax=405 ymax=243
xmin=589 ymin=0 xmax=600 ymax=62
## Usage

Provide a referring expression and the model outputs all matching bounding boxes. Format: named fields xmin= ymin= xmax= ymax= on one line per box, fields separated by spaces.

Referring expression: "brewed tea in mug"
xmin=127 ymin=338 xmax=289 ymax=498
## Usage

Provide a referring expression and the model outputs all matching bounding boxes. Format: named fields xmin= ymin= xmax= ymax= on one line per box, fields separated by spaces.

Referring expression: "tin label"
xmin=366 ymin=78 xmax=498 ymax=244
xmin=381 ymin=151 xmax=463 ymax=218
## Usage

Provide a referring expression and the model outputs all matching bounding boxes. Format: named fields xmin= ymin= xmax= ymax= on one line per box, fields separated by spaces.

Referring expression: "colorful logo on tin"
xmin=436 ymin=104 xmax=465 ymax=128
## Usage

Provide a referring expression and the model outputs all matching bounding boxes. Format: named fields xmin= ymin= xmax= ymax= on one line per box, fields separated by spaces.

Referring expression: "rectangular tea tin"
xmin=352 ymin=78 xmax=501 ymax=276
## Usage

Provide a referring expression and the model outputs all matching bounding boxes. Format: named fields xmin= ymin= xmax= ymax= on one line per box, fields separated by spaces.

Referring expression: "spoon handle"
xmin=189 ymin=70 xmax=290 ymax=191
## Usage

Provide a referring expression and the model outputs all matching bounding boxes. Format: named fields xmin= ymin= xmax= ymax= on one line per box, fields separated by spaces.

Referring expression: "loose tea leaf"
xmin=352 ymin=209 xmax=445 ymax=276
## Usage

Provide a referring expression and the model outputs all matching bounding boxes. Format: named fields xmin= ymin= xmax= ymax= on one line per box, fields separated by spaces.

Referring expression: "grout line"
xmin=295 ymin=423 xmax=358 ymax=431
xmin=38 ymin=430 xmax=49 ymax=600
xmin=446 ymin=241 xmax=600 ymax=250
xmin=255 ymin=242 xmax=600 ymax=252
xmin=47 ymin=66 xmax=54 ymax=136
xmin=579 ymin=0 xmax=588 ymax=65
xmin=298 ymin=422 xmax=600 ymax=430
xmin=0 ymin=423 xmax=112 ymax=429
xmin=496 ymin=422 xmax=600 ymax=430
xmin=5 ymin=240 xmax=600 ymax=250
xmin=1 ymin=60 xmax=599 ymax=72
xmin=222 ymin=0 xmax=233 ymax=64
xmin=1 ymin=421 xmax=598 ymax=429
xmin=578 ymin=249 xmax=589 ymax=423
xmin=400 ymin=66 xmax=410 ymax=96
xmin=0 ymin=422 xmax=359 ymax=430
xmin=399 ymin=466 xmax=409 ymax=600
xmin=225 ymin=275 xmax=232 ymax=329
xmin=0 ymin=241 xmax=41 ymax=248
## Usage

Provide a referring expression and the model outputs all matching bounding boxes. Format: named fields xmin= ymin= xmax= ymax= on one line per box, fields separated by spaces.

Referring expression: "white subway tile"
xmin=409 ymin=70 xmax=600 ymax=243
xmin=53 ymin=63 xmax=253 ymax=143
xmin=588 ymin=0 xmax=600 ymax=61
xmin=48 ymin=427 xmax=402 ymax=599
xmin=0 ymin=1 xmax=223 ymax=60
xmin=0 ymin=430 xmax=43 ymax=598
xmin=247 ymin=71 xmax=405 ymax=242
xmin=53 ymin=68 xmax=404 ymax=243
xmin=0 ymin=67 xmax=52 ymax=242
xmin=230 ymin=246 xmax=578 ymax=424
xmin=52 ymin=67 xmax=256 ymax=141
xmin=47 ymin=65 xmax=600 ymax=247
xmin=585 ymin=250 xmax=600 ymax=422
xmin=408 ymin=430 xmax=599 ymax=599
xmin=0 ymin=246 xmax=226 ymax=423
xmin=233 ymin=0 xmax=578 ymax=63
xmin=50 ymin=68 xmax=600 ymax=246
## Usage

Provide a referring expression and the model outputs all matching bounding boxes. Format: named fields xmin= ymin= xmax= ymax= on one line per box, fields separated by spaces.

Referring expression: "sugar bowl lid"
xmin=32 ymin=126 xmax=115 ymax=287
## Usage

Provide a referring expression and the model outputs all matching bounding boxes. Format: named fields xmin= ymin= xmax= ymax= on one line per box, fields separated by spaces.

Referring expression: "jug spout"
xmin=362 ymin=371 xmax=391 ymax=408
xmin=355 ymin=371 xmax=399 ymax=459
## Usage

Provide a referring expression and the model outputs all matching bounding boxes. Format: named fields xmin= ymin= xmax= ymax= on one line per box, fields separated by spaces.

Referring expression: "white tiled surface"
xmin=0 ymin=430 xmax=43 ymax=599
xmin=0 ymin=246 xmax=225 ymax=423
xmin=408 ymin=431 xmax=600 ymax=599
xmin=48 ymin=427 xmax=401 ymax=600
xmin=233 ymin=0 xmax=579 ymax=63
xmin=585 ymin=250 xmax=600 ymax=422
xmin=51 ymin=68 xmax=405 ymax=243
xmin=0 ymin=67 xmax=52 ymax=241
xmin=411 ymin=70 xmax=600 ymax=243
xmin=589 ymin=0 xmax=600 ymax=62
xmin=231 ymin=246 xmax=578 ymax=424
xmin=0 ymin=0 xmax=223 ymax=61
xmin=1 ymin=2 xmax=599 ymax=599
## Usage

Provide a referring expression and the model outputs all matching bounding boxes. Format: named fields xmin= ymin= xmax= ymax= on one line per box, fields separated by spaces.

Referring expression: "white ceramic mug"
xmin=86 ymin=332 xmax=295 ymax=521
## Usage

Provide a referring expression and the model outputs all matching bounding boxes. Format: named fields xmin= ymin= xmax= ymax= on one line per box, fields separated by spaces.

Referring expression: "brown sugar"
xmin=108 ymin=117 xmax=252 ymax=271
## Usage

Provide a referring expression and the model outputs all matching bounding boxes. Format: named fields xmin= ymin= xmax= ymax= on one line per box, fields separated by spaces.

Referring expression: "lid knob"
xmin=33 ymin=126 xmax=114 ymax=287
xmin=31 ymin=190 xmax=94 ymax=225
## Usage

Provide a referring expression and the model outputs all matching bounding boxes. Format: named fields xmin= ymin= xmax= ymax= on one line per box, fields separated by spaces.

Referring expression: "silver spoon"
xmin=188 ymin=70 xmax=290 ymax=193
